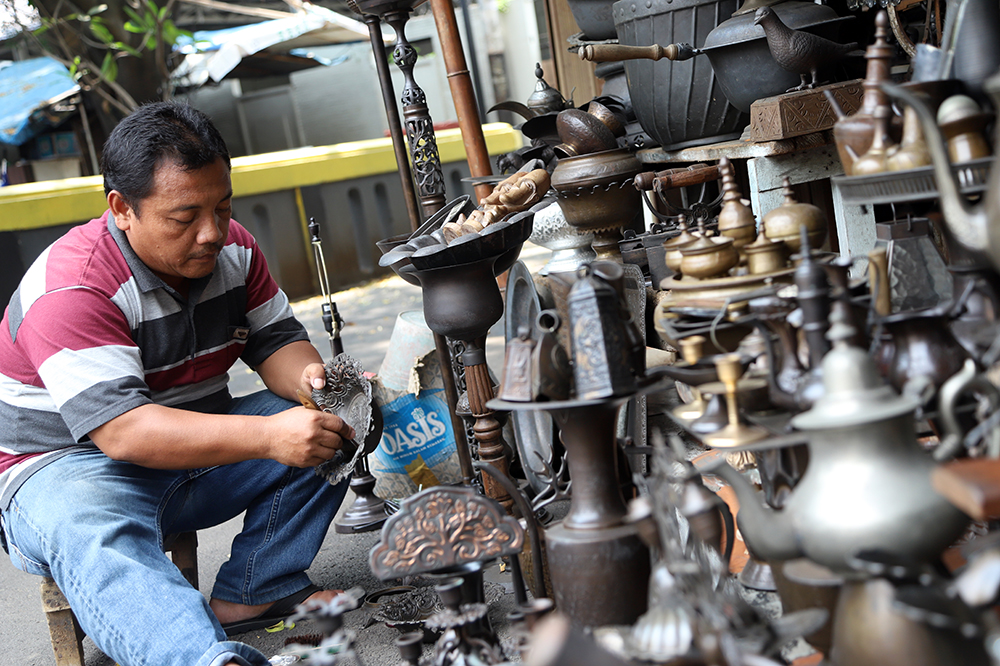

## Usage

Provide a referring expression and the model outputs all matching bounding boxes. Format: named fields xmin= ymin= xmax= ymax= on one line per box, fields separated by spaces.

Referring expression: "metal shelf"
xmin=831 ymin=157 xmax=992 ymax=205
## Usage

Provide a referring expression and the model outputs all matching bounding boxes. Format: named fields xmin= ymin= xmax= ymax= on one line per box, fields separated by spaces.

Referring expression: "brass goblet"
xmin=703 ymin=354 xmax=769 ymax=448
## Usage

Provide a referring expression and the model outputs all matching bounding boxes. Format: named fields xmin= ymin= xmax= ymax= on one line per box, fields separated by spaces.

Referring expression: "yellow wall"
xmin=0 ymin=124 xmax=523 ymax=232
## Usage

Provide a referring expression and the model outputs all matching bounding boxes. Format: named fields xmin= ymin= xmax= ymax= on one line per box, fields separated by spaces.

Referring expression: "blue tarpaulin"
xmin=0 ymin=57 xmax=79 ymax=146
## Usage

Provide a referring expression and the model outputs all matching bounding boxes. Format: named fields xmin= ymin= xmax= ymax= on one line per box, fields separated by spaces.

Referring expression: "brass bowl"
xmin=665 ymin=237 xmax=699 ymax=272
xmin=551 ymin=148 xmax=643 ymax=233
xmin=745 ymin=237 xmax=788 ymax=274
xmin=764 ymin=206 xmax=827 ymax=252
xmin=587 ymin=100 xmax=625 ymax=137
xmin=554 ymin=108 xmax=617 ymax=157
xmin=679 ymin=236 xmax=739 ymax=279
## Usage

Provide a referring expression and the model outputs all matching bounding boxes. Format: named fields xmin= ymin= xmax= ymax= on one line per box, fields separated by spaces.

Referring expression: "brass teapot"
xmin=883 ymin=70 xmax=1000 ymax=273
xmin=707 ymin=318 xmax=969 ymax=574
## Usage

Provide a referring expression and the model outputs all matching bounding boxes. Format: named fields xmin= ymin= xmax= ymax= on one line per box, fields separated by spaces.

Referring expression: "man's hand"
xmin=302 ymin=362 xmax=327 ymax=393
xmin=264 ymin=408 xmax=356 ymax=468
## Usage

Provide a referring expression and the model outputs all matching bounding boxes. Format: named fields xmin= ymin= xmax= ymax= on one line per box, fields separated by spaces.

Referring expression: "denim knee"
xmin=228 ymin=390 xmax=298 ymax=417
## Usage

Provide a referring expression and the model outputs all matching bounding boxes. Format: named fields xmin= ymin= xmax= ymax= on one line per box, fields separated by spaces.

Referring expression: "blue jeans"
xmin=0 ymin=390 xmax=349 ymax=666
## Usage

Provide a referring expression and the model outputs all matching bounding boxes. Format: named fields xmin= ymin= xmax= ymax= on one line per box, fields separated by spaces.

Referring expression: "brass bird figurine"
xmin=754 ymin=6 xmax=859 ymax=92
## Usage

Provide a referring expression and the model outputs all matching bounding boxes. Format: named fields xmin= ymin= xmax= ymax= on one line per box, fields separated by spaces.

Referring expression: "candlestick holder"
xmin=673 ymin=335 xmax=709 ymax=420
xmin=703 ymin=354 xmax=769 ymax=448
xmin=489 ymin=375 xmax=670 ymax=627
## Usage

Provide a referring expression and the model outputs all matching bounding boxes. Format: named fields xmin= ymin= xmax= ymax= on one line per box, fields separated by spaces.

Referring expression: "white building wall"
xmin=182 ymin=2 xmax=542 ymax=155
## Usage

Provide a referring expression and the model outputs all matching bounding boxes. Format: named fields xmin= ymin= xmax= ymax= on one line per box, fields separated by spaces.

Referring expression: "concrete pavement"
xmin=0 ymin=243 xmax=548 ymax=665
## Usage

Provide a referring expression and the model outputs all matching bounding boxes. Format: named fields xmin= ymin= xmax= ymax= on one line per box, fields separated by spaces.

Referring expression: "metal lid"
xmin=527 ymin=64 xmax=568 ymax=115
xmin=791 ymin=319 xmax=919 ymax=430
xmin=702 ymin=1 xmax=840 ymax=50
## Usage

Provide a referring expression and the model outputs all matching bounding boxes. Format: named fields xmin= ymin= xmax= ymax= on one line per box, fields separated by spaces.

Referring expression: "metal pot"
xmin=583 ymin=0 xmax=850 ymax=134
xmin=566 ymin=0 xmax=618 ymax=40
xmin=551 ymin=148 xmax=644 ymax=233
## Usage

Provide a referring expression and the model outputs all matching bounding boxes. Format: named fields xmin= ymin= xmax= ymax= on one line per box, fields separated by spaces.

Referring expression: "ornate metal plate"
xmin=368 ymin=485 xmax=524 ymax=580
xmin=503 ymin=260 xmax=555 ymax=495
xmin=312 ymin=353 xmax=374 ymax=485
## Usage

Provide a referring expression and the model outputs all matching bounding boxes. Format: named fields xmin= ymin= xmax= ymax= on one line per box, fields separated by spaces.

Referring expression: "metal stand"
xmin=491 ymin=394 xmax=654 ymax=627
xmin=363 ymin=14 xmax=423 ymax=230
xmin=359 ymin=3 xmax=474 ymax=485
xmin=462 ymin=344 xmax=513 ymax=511
xmin=307 ymin=219 xmax=389 ymax=533
xmin=335 ymin=454 xmax=388 ymax=533
xmin=383 ymin=8 xmax=446 ymax=218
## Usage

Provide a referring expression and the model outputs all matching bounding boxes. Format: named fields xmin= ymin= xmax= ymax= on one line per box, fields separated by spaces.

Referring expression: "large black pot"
xmin=567 ymin=0 xmax=618 ymax=40
xmin=613 ymin=0 xmax=749 ymax=151
xmin=690 ymin=1 xmax=850 ymax=112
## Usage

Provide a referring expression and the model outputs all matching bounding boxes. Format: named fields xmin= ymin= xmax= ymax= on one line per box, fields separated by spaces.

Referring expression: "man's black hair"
xmin=101 ymin=102 xmax=230 ymax=214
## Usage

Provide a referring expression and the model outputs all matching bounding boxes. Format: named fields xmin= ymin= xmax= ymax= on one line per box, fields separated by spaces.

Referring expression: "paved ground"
xmin=0 ymin=244 xmax=548 ymax=666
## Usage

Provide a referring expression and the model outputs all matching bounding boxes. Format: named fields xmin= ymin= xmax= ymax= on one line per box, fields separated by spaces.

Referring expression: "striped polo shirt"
xmin=0 ymin=211 xmax=308 ymax=508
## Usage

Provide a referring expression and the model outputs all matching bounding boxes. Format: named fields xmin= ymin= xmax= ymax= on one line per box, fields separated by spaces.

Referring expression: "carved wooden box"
xmin=750 ymin=80 xmax=864 ymax=142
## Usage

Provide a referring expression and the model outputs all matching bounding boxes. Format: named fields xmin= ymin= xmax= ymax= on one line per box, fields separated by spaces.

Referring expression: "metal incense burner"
xmin=380 ymin=199 xmax=545 ymax=512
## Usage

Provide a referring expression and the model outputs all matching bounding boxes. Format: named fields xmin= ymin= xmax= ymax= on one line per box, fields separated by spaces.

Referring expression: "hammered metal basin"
xmin=551 ymin=149 xmax=644 ymax=233
xmin=613 ymin=0 xmax=748 ymax=150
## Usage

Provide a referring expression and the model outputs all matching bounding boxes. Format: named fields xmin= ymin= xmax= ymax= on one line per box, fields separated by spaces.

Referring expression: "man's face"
xmin=110 ymin=157 xmax=233 ymax=291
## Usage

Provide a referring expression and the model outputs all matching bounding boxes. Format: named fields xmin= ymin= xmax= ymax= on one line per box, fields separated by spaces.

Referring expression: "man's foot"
xmin=210 ymin=585 xmax=344 ymax=635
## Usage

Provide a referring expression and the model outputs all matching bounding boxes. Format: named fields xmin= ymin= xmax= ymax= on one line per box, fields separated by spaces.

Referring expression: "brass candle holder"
xmin=703 ymin=354 xmax=769 ymax=448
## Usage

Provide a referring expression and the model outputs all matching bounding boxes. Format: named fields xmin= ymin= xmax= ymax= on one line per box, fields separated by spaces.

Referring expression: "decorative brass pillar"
xmin=383 ymin=9 xmax=447 ymax=218
xmin=462 ymin=344 xmax=513 ymax=511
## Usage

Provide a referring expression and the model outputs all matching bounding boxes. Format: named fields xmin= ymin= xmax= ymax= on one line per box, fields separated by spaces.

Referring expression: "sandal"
xmin=221 ymin=583 xmax=323 ymax=636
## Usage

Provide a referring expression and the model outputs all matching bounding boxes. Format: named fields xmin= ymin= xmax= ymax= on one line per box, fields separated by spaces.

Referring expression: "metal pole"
xmin=456 ymin=0 xmax=487 ymax=121
xmin=428 ymin=0 xmax=495 ymax=203
xmin=365 ymin=8 xmax=475 ymax=484
xmin=364 ymin=14 xmax=424 ymax=230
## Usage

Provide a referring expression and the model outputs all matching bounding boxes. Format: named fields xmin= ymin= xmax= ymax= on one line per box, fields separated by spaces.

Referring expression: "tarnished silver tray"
xmin=832 ymin=157 xmax=991 ymax=205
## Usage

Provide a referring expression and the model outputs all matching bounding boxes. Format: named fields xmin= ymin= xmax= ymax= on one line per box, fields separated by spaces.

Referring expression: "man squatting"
xmin=0 ymin=102 xmax=357 ymax=666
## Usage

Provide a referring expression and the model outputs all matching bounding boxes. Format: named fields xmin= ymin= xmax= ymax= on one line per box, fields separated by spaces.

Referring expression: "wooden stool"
xmin=40 ymin=531 xmax=199 ymax=666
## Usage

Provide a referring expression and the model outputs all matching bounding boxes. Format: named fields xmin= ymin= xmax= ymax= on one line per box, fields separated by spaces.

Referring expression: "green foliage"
xmin=31 ymin=0 xmax=191 ymax=86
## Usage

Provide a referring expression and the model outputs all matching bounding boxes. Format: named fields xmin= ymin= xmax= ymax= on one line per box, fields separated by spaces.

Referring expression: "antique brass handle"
xmin=578 ymin=42 xmax=699 ymax=63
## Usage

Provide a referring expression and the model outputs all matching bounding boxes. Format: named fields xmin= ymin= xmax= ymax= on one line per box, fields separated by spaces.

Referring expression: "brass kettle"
xmin=884 ymin=70 xmax=1000 ymax=274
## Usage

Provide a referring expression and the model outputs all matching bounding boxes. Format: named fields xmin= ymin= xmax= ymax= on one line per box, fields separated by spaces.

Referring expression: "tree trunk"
xmin=31 ymin=0 xmax=171 ymax=129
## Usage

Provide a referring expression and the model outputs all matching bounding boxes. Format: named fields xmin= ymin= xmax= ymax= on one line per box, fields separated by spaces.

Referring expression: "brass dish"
xmin=660 ymin=266 xmax=795 ymax=292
